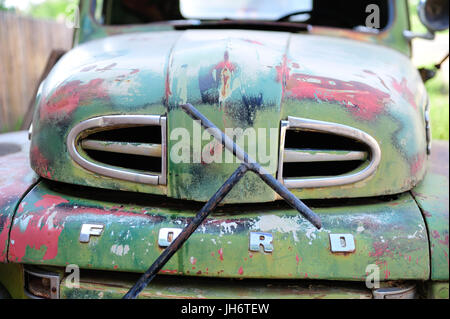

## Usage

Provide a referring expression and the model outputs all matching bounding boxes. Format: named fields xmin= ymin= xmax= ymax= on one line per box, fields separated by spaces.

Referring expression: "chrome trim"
xmin=67 ymin=115 xmax=166 ymax=185
xmin=158 ymin=228 xmax=182 ymax=247
xmin=24 ymin=266 xmax=60 ymax=299
xmin=277 ymin=120 xmax=289 ymax=183
xmin=284 ymin=149 xmax=368 ymax=163
xmin=159 ymin=116 xmax=167 ymax=185
xmin=372 ymin=285 xmax=416 ymax=299
xmin=28 ymin=123 xmax=33 ymax=141
xmin=278 ymin=117 xmax=381 ymax=188
xmin=424 ymin=97 xmax=432 ymax=155
xmin=81 ymin=140 xmax=162 ymax=157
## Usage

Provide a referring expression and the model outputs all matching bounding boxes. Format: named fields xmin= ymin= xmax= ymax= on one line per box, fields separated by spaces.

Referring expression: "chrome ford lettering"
xmin=158 ymin=228 xmax=182 ymax=247
xmin=79 ymin=224 xmax=104 ymax=243
xmin=329 ymin=234 xmax=356 ymax=253
xmin=249 ymin=232 xmax=274 ymax=253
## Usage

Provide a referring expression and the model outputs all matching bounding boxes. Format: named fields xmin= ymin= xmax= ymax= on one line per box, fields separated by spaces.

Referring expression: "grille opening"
xmin=86 ymin=125 xmax=161 ymax=144
xmin=285 ymin=129 xmax=367 ymax=151
xmin=281 ymin=125 xmax=373 ymax=181
xmin=283 ymin=160 xmax=365 ymax=178
xmin=85 ymin=149 xmax=162 ymax=173
xmin=68 ymin=115 xmax=166 ymax=185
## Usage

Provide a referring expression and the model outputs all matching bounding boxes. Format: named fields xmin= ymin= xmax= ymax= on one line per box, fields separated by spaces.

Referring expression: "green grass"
xmin=427 ymin=75 xmax=449 ymax=140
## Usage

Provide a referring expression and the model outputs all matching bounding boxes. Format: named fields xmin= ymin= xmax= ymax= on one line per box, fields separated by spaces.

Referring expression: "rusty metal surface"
xmin=61 ymin=273 xmax=373 ymax=299
xmin=0 ymin=131 xmax=39 ymax=263
xmin=411 ymin=141 xmax=449 ymax=281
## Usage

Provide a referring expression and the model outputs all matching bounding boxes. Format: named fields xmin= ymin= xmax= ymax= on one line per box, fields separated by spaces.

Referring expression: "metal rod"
xmin=123 ymin=164 xmax=248 ymax=299
xmin=248 ymin=162 xmax=321 ymax=229
xmin=124 ymin=103 xmax=321 ymax=299
xmin=180 ymin=103 xmax=321 ymax=229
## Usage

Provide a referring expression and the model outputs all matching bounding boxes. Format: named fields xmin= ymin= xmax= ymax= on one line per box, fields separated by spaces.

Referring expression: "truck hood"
xmin=31 ymin=29 xmax=428 ymax=203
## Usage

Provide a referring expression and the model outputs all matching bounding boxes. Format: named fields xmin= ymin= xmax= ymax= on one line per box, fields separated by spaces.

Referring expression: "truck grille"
xmin=277 ymin=117 xmax=381 ymax=188
xmin=67 ymin=115 xmax=166 ymax=185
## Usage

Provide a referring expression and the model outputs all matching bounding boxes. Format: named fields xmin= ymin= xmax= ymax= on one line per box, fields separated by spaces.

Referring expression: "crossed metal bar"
xmin=123 ymin=103 xmax=322 ymax=299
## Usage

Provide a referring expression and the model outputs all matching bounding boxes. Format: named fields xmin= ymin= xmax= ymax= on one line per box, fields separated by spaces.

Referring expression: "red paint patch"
xmin=369 ymin=241 xmax=390 ymax=258
xmin=391 ymin=77 xmax=417 ymax=110
xmin=432 ymin=230 xmax=441 ymax=239
xmin=34 ymin=195 xmax=68 ymax=209
xmin=9 ymin=209 xmax=63 ymax=261
xmin=218 ymin=248 xmax=224 ymax=261
xmin=41 ymin=79 xmax=108 ymax=120
xmin=276 ymin=57 xmax=390 ymax=120
xmin=285 ymin=73 xmax=390 ymax=120
xmin=160 ymin=269 xmax=178 ymax=274
xmin=410 ymin=153 xmax=425 ymax=176
xmin=439 ymin=235 xmax=449 ymax=246
xmin=423 ymin=210 xmax=432 ymax=218
xmin=17 ymin=202 xmax=26 ymax=213
xmin=238 ymin=266 xmax=244 ymax=275
xmin=30 ymin=147 xmax=53 ymax=179
xmin=0 ymin=218 xmax=11 ymax=261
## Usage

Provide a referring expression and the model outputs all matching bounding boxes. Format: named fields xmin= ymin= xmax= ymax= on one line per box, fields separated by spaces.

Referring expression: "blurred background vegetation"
xmin=1 ymin=0 xmax=449 ymax=139
xmin=1 ymin=0 xmax=76 ymax=20
xmin=409 ymin=0 xmax=449 ymax=140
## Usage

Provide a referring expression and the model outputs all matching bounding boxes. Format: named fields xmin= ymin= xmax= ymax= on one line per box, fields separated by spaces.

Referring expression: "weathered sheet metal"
xmin=411 ymin=140 xmax=449 ymax=281
xmin=31 ymin=27 xmax=427 ymax=203
xmin=60 ymin=274 xmax=373 ymax=299
xmin=426 ymin=282 xmax=449 ymax=299
xmin=0 ymin=131 xmax=39 ymax=263
xmin=8 ymin=180 xmax=429 ymax=281
xmin=0 ymin=263 xmax=27 ymax=299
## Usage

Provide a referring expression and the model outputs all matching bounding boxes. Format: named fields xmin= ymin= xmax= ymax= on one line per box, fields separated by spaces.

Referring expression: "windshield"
xmin=98 ymin=0 xmax=391 ymax=31
xmin=180 ymin=0 xmax=312 ymax=21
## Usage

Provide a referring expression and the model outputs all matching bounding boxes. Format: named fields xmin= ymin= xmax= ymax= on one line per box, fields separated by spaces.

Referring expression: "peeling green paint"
xmin=8 ymin=180 xmax=429 ymax=281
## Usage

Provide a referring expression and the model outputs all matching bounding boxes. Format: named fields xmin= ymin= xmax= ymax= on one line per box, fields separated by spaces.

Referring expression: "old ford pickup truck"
xmin=0 ymin=0 xmax=448 ymax=299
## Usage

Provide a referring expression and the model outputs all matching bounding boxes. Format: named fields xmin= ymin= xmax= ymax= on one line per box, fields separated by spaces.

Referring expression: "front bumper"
xmin=2 ymin=264 xmax=447 ymax=299
xmin=7 ymin=179 xmax=429 ymax=282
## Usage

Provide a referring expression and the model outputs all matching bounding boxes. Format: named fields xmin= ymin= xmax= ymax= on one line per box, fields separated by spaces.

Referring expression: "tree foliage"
xmin=0 ymin=0 xmax=9 ymax=11
xmin=27 ymin=0 xmax=77 ymax=20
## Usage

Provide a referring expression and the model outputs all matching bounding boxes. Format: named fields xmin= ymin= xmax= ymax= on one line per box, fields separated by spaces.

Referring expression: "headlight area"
xmin=19 ymin=265 xmax=440 ymax=299
xmin=24 ymin=266 xmax=60 ymax=299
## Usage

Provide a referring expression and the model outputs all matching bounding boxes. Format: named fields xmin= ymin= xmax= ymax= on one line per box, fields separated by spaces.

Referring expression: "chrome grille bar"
xmin=284 ymin=149 xmax=368 ymax=163
xmin=81 ymin=140 xmax=162 ymax=158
